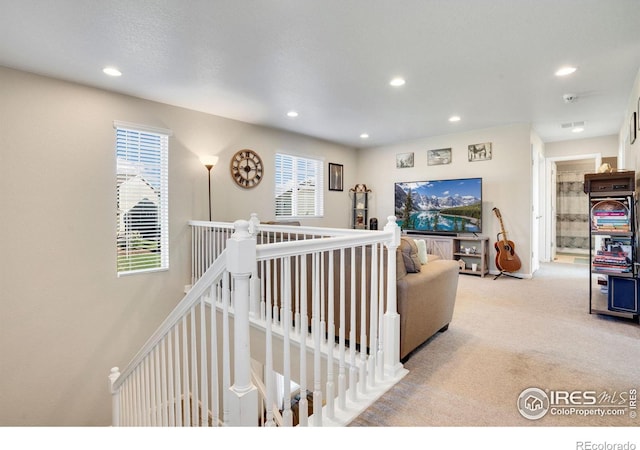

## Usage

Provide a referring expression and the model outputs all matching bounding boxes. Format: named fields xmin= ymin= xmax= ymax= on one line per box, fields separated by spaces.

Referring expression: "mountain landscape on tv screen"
xmin=395 ymin=178 xmax=482 ymax=233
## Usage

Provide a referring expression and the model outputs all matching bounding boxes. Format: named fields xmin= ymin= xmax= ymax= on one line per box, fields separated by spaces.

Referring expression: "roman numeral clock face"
xmin=230 ymin=149 xmax=263 ymax=189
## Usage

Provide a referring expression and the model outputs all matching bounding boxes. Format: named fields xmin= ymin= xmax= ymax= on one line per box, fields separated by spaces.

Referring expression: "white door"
xmin=550 ymin=161 xmax=557 ymax=261
xmin=531 ymin=144 xmax=541 ymax=273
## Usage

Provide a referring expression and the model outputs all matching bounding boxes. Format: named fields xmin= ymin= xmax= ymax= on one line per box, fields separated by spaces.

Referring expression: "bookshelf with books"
xmin=585 ymin=171 xmax=639 ymax=320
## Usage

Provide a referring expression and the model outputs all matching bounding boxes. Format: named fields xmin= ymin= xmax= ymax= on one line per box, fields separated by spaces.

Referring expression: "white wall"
xmin=355 ymin=123 xmax=533 ymax=275
xmin=545 ymin=135 xmax=618 ymax=161
xmin=0 ymin=66 xmax=356 ymax=425
xmin=619 ymin=67 xmax=640 ymax=172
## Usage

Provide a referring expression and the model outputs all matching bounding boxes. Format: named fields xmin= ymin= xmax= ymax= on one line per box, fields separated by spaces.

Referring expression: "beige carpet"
xmin=350 ymin=262 xmax=640 ymax=427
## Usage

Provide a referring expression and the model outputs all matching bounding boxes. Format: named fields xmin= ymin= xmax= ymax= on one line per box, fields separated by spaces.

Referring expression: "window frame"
xmin=114 ymin=121 xmax=171 ymax=276
xmin=274 ymin=152 xmax=324 ymax=219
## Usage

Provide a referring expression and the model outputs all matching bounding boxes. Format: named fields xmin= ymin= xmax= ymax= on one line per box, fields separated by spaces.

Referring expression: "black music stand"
xmin=493 ymin=270 xmax=522 ymax=280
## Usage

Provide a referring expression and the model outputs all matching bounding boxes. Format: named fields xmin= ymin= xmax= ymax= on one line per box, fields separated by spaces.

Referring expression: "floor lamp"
xmin=199 ymin=155 xmax=219 ymax=221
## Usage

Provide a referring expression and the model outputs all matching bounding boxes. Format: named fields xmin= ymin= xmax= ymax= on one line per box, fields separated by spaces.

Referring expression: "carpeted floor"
xmin=350 ymin=262 xmax=640 ymax=427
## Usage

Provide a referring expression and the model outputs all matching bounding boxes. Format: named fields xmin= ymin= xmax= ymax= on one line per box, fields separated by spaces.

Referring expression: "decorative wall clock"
xmin=230 ymin=149 xmax=263 ymax=189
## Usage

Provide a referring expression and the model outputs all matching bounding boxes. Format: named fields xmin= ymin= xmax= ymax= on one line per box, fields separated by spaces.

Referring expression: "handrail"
xmin=256 ymin=231 xmax=394 ymax=261
xmin=188 ymin=219 xmax=384 ymax=237
xmin=112 ymin=250 xmax=227 ymax=391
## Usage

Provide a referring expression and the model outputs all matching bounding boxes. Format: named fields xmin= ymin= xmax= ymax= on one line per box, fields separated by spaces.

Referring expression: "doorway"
xmin=545 ymin=154 xmax=599 ymax=263
xmin=547 ymin=155 xmax=617 ymax=264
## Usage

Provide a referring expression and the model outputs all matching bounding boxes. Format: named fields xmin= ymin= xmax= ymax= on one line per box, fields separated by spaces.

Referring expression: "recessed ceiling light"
xmin=103 ymin=67 xmax=122 ymax=77
xmin=360 ymin=133 xmax=369 ymax=139
xmin=389 ymin=77 xmax=405 ymax=87
xmin=555 ymin=66 xmax=577 ymax=77
xmin=572 ymin=126 xmax=584 ymax=133
xmin=449 ymin=116 xmax=461 ymax=122
xmin=287 ymin=111 xmax=298 ymax=118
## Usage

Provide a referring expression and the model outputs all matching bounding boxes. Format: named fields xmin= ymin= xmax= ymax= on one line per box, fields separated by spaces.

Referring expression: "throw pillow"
xmin=415 ymin=239 xmax=428 ymax=265
xmin=399 ymin=237 xmax=422 ymax=273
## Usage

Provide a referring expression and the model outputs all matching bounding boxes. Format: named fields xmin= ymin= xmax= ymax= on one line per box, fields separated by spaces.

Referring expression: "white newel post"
xmin=383 ymin=216 xmax=403 ymax=375
xmin=109 ymin=367 xmax=121 ymax=426
xmin=227 ymin=220 xmax=258 ymax=426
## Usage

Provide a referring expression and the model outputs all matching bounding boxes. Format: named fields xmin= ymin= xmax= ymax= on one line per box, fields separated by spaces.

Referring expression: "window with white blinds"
xmin=115 ymin=122 xmax=170 ymax=275
xmin=275 ymin=153 xmax=324 ymax=218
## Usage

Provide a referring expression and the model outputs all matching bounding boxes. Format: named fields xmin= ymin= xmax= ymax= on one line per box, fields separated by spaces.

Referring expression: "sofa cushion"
xmin=396 ymin=249 xmax=408 ymax=279
xmin=399 ymin=237 xmax=422 ymax=273
xmin=415 ymin=239 xmax=428 ymax=264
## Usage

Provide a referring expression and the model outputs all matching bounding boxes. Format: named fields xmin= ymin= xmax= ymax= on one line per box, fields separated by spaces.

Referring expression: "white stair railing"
xmin=110 ymin=215 xmax=406 ymax=426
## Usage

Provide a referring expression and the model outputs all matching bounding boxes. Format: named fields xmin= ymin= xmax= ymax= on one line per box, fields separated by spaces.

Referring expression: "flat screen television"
xmin=394 ymin=177 xmax=482 ymax=234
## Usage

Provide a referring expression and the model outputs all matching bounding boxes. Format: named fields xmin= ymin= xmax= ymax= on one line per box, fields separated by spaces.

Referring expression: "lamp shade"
xmin=200 ymin=155 xmax=219 ymax=168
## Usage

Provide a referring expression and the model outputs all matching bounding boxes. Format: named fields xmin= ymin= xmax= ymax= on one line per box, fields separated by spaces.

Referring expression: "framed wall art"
xmin=630 ymin=112 xmax=637 ymax=145
xmin=328 ymin=162 xmax=344 ymax=191
xmin=396 ymin=152 xmax=414 ymax=168
xmin=427 ymin=148 xmax=452 ymax=166
xmin=468 ymin=142 xmax=492 ymax=162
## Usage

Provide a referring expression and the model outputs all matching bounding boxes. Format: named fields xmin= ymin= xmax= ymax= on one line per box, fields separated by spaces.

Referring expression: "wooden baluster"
xmin=377 ymin=244 xmax=385 ymax=380
xmin=144 ymin=357 xmax=153 ymax=426
xmin=349 ymin=246 xmax=357 ymax=402
xmin=222 ymin=271 xmax=231 ymax=425
xmin=120 ymin=378 xmax=128 ymax=426
xmin=312 ymin=252 xmax=323 ymax=426
xmin=338 ymin=248 xmax=347 ymax=409
xmin=294 ymin=255 xmax=301 ymax=335
xmin=153 ymin=345 xmax=161 ymax=425
xmin=273 ymin=259 xmax=280 ymax=325
xmin=326 ymin=250 xmax=335 ymax=419
xmin=282 ymin=256 xmax=293 ymax=426
xmin=191 ymin=226 xmax=195 ymax=285
xmin=181 ymin=316 xmax=190 ymax=426
xmin=298 ymin=255 xmax=309 ymax=426
xmin=167 ymin=331 xmax=175 ymax=426
xmin=359 ymin=245 xmax=368 ymax=394
xmin=199 ymin=298 xmax=208 ymax=426
xmin=189 ymin=306 xmax=199 ymax=426
xmin=264 ymin=260 xmax=275 ymax=426
xmin=259 ymin=260 xmax=266 ymax=320
xmin=173 ymin=326 xmax=182 ymax=426
xmin=368 ymin=243 xmax=378 ymax=388
xmin=320 ymin=252 xmax=325 ymax=342
xmin=159 ymin=339 xmax=168 ymax=426
xmin=210 ymin=285 xmax=219 ymax=426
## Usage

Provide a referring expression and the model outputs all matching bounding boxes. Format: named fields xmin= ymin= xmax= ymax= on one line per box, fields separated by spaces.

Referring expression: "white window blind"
xmin=275 ymin=153 xmax=324 ymax=218
xmin=115 ymin=123 xmax=169 ymax=275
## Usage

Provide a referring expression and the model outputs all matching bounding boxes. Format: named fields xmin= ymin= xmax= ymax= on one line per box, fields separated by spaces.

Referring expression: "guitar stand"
xmin=493 ymin=271 xmax=522 ymax=280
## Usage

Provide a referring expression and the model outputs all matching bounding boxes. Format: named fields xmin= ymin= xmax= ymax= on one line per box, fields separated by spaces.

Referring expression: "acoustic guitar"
xmin=493 ymin=207 xmax=522 ymax=273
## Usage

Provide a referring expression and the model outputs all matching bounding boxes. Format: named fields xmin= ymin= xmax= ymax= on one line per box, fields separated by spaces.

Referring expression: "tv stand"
xmin=406 ymin=233 xmax=489 ymax=277
xmin=452 ymin=236 xmax=489 ymax=277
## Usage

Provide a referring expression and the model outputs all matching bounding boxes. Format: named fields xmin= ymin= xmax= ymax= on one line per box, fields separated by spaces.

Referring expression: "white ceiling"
xmin=1 ymin=0 xmax=640 ymax=148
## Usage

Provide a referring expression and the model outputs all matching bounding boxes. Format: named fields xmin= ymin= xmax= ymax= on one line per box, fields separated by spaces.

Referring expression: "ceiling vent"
xmin=561 ymin=121 xmax=585 ymax=129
